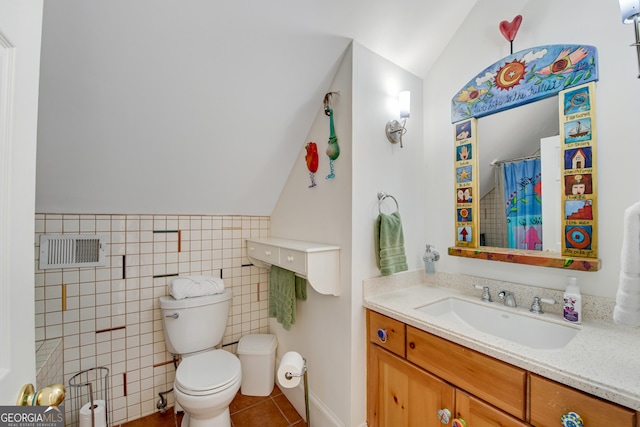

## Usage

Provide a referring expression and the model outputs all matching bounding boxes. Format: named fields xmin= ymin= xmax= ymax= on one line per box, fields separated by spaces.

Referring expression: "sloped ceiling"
xmin=35 ymin=0 xmax=476 ymax=215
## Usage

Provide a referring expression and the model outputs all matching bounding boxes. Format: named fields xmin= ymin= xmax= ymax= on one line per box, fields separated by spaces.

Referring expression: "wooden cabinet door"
xmin=530 ymin=374 xmax=636 ymax=426
xmin=455 ymin=389 xmax=530 ymax=427
xmin=368 ymin=343 xmax=455 ymax=427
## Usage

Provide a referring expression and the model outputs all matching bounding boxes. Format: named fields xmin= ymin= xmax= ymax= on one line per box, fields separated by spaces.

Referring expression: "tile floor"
xmin=120 ymin=385 xmax=307 ymax=427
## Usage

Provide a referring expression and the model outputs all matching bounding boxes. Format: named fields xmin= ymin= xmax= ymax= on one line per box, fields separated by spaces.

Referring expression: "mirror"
xmin=448 ymin=44 xmax=601 ymax=271
xmin=477 ymin=96 xmax=559 ymax=250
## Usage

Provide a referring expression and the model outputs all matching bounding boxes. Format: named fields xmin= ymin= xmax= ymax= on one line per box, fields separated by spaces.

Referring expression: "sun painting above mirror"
xmin=449 ymin=45 xmax=601 ymax=271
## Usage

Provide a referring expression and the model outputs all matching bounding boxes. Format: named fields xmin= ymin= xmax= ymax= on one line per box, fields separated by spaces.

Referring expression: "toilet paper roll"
xmin=277 ymin=351 xmax=305 ymax=389
xmin=79 ymin=399 xmax=107 ymax=427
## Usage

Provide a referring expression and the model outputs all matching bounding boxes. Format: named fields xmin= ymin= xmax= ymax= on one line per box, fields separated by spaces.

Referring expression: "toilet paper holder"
xmin=68 ymin=367 xmax=110 ymax=427
xmin=284 ymin=358 xmax=306 ymax=380
xmin=282 ymin=358 xmax=310 ymax=427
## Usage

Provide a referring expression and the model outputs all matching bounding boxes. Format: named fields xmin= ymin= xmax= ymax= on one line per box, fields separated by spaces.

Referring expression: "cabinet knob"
xmin=287 ymin=255 xmax=294 ymax=262
xmin=377 ymin=328 xmax=388 ymax=343
xmin=409 ymin=342 xmax=415 ymax=349
xmin=265 ymin=250 xmax=271 ymax=256
xmin=451 ymin=418 xmax=467 ymax=427
xmin=436 ymin=408 xmax=451 ymax=424
xmin=561 ymin=412 xmax=584 ymax=427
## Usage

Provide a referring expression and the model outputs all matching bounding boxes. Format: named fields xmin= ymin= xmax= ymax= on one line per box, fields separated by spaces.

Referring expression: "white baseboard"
xmin=279 ymin=381 xmax=345 ymax=427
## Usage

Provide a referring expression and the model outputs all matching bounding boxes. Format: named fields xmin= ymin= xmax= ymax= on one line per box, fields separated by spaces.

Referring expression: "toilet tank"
xmin=159 ymin=289 xmax=233 ymax=355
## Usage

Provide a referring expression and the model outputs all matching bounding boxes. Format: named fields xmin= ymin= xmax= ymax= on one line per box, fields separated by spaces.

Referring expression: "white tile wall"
xmin=35 ymin=214 xmax=271 ymax=426
xmin=480 ymin=187 xmax=507 ymax=247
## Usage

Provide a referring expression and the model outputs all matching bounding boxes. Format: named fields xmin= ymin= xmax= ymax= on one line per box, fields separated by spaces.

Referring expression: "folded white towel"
xmin=618 ymin=272 xmax=640 ymax=293
xmin=620 ymin=202 xmax=640 ymax=275
xmin=614 ymin=201 xmax=640 ymax=326
xmin=169 ymin=275 xmax=225 ymax=300
xmin=616 ymin=292 xmax=640 ymax=309
xmin=616 ymin=272 xmax=640 ymax=316
xmin=613 ymin=305 xmax=640 ymax=327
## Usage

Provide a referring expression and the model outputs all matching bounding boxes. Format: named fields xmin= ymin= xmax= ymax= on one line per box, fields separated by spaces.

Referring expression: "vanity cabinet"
xmin=367 ymin=309 xmax=637 ymax=427
xmin=367 ymin=310 xmax=527 ymax=426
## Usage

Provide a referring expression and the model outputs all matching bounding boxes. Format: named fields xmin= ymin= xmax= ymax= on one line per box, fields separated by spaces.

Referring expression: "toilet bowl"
xmin=173 ymin=350 xmax=241 ymax=427
xmin=159 ymin=289 xmax=239 ymax=427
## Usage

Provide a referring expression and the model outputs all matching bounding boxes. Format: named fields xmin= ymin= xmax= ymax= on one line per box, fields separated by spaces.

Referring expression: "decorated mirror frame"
xmin=448 ymin=44 xmax=601 ymax=271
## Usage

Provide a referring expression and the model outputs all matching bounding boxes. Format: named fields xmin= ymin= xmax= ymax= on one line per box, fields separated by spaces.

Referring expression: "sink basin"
xmin=415 ymin=298 xmax=579 ymax=351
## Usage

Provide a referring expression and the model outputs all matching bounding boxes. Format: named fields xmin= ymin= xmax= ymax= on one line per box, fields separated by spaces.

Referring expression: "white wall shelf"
xmin=246 ymin=237 xmax=341 ymax=296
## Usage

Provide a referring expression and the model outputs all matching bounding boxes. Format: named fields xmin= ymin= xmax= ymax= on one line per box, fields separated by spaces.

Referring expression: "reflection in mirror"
xmin=477 ymin=96 xmax=559 ymax=251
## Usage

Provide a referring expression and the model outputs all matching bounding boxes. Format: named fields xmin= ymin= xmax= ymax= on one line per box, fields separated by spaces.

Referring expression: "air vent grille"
xmin=39 ymin=234 xmax=108 ymax=269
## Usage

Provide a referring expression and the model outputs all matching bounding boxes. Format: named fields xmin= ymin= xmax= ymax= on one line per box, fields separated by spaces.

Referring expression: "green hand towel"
xmin=375 ymin=212 xmax=408 ymax=276
xmin=268 ymin=266 xmax=307 ymax=330
xmin=295 ymin=275 xmax=307 ymax=301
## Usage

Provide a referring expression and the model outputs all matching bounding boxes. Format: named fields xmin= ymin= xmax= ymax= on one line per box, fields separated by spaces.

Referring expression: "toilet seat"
xmin=175 ymin=350 xmax=241 ymax=396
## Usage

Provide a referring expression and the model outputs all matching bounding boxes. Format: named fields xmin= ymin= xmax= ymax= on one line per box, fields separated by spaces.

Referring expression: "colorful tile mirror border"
xmin=449 ymin=45 xmax=601 ymax=271
xmin=454 ymin=119 xmax=479 ymax=248
xmin=560 ymin=82 xmax=597 ymax=259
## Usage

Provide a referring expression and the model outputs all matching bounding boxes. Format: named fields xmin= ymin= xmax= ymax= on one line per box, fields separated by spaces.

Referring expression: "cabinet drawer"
xmin=279 ymin=248 xmax=306 ymax=275
xmin=247 ymin=241 xmax=279 ymax=264
xmin=530 ymin=374 xmax=636 ymax=426
xmin=367 ymin=310 xmax=405 ymax=358
xmin=406 ymin=326 xmax=526 ymax=420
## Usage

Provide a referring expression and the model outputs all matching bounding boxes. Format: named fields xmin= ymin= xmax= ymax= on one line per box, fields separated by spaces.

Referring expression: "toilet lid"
xmin=175 ymin=350 xmax=241 ymax=395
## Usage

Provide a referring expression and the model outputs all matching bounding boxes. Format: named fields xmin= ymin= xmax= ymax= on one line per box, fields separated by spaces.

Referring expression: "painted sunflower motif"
xmin=456 ymin=86 xmax=488 ymax=103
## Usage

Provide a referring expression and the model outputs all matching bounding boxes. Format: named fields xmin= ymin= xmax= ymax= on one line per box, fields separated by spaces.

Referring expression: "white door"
xmin=0 ymin=1 xmax=43 ymax=404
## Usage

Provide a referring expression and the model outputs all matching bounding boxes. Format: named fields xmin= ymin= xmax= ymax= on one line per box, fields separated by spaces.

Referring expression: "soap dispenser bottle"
xmin=423 ymin=244 xmax=440 ymax=275
xmin=563 ymin=276 xmax=582 ymax=324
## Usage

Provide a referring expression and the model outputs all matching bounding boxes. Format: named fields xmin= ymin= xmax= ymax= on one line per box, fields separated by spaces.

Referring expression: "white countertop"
xmin=363 ymin=273 xmax=640 ymax=411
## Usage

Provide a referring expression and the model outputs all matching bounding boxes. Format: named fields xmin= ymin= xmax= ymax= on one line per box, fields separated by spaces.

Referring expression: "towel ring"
xmin=377 ymin=192 xmax=399 ymax=214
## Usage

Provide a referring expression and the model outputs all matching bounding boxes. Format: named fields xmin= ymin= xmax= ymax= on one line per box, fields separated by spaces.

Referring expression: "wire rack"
xmin=67 ymin=367 xmax=111 ymax=427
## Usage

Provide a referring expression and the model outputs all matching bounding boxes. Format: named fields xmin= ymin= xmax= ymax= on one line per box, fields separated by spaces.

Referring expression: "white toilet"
xmin=160 ymin=289 xmax=241 ymax=427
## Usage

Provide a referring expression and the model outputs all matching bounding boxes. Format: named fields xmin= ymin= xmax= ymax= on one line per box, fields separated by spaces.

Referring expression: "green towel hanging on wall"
xmin=268 ymin=265 xmax=307 ymax=330
xmin=375 ymin=212 xmax=409 ymax=276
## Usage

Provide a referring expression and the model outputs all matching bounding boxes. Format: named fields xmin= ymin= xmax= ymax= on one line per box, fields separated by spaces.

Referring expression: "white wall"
xmin=0 ymin=0 xmax=42 ymax=403
xmin=35 ymin=1 xmax=348 ymax=216
xmin=270 ymin=44 xmax=354 ymax=426
xmin=350 ymin=43 xmax=424 ymax=427
xmin=270 ymin=41 xmax=424 ymax=426
xmin=425 ymin=0 xmax=640 ymax=298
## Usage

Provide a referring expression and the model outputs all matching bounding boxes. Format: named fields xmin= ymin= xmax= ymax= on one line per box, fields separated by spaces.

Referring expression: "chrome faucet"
xmin=474 ymin=285 xmax=492 ymax=302
xmin=529 ymin=296 xmax=557 ymax=314
xmin=498 ymin=290 xmax=517 ymax=308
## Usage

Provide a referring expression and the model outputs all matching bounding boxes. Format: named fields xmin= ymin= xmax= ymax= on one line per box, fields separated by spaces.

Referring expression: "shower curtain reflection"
xmin=500 ymin=157 xmax=543 ymax=250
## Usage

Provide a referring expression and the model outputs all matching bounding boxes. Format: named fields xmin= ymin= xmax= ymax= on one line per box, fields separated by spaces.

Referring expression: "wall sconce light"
xmin=385 ymin=91 xmax=410 ymax=148
xmin=619 ymin=0 xmax=640 ymax=78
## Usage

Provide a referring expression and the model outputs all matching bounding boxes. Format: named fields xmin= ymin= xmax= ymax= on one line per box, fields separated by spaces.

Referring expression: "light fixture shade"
xmin=620 ymin=0 xmax=640 ymax=23
xmin=399 ymin=91 xmax=411 ymax=119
